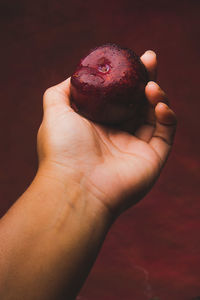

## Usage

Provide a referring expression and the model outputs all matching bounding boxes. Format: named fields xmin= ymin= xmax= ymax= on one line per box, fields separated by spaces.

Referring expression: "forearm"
xmin=0 ymin=164 xmax=112 ymax=300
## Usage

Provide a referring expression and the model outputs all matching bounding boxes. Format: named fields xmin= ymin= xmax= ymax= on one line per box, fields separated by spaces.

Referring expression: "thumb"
xmin=43 ymin=77 xmax=72 ymax=112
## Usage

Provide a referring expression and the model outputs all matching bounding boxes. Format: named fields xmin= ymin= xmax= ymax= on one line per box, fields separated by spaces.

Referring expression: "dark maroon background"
xmin=0 ymin=0 xmax=200 ymax=299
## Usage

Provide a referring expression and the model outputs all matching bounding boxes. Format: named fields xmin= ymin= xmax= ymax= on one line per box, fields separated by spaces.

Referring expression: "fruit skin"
xmin=70 ymin=43 xmax=149 ymax=126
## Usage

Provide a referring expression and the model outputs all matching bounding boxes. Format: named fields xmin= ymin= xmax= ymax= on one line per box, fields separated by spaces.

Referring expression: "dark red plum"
xmin=70 ymin=44 xmax=149 ymax=126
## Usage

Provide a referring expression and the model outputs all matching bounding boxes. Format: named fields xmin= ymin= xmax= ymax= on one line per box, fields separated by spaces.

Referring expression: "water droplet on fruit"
xmin=98 ymin=64 xmax=110 ymax=74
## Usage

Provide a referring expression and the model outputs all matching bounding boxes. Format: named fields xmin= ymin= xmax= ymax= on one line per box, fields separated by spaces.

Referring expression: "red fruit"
xmin=70 ymin=43 xmax=149 ymax=126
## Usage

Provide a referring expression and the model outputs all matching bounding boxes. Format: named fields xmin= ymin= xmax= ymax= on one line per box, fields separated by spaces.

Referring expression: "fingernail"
xmin=159 ymin=102 xmax=170 ymax=110
xmin=145 ymin=50 xmax=157 ymax=57
xmin=147 ymin=81 xmax=157 ymax=88
xmin=147 ymin=81 xmax=165 ymax=93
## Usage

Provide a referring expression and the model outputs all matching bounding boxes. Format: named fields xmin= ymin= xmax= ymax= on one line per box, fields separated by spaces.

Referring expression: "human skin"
xmin=0 ymin=51 xmax=176 ymax=300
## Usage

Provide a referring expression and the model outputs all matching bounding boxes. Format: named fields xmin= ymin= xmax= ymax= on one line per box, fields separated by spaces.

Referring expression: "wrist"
xmin=0 ymin=161 xmax=113 ymax=300
xmin=36 ymin=160 xmax=114 ymax=227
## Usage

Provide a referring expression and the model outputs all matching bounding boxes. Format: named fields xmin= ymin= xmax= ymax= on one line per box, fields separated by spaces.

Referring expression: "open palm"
xmin=38 ymin=51 xmax=176 ymax=217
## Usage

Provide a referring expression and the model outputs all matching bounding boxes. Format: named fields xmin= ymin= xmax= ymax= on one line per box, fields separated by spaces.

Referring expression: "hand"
xmin=37 ymin=50 xmax=177 ymax=218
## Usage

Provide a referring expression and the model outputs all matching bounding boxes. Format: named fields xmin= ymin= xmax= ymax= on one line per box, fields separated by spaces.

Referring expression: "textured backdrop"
xmin=0 ymin=0 xmax=200 ymax=299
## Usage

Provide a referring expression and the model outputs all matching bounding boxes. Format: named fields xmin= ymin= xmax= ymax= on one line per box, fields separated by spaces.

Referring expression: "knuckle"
xmin=43 ymin=87 xmax=58 ymax=109
xmin=37 ymin=123 xmax=43 ymax=140
xmin=43 ymin=87 xmax=55 ymax=100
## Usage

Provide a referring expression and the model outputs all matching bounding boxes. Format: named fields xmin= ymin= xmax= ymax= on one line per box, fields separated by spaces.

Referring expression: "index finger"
xmin=43 ymin=77 xmax=71 ymax=111
xmin=140 ymin=50 xmax=157 ymax=81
